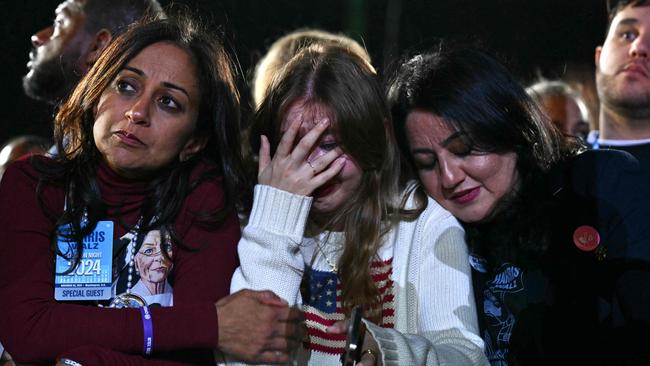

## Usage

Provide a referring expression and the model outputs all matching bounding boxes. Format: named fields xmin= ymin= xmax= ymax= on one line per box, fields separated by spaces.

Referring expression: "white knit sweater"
xmin=226 ymin=185 xmax=488 ymax=366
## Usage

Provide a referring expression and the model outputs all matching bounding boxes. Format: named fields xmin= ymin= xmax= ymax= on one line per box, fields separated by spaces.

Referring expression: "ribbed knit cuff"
xmin=364 ymin=320 xmax=398 ymax=366
xmin=248 ymin=185 xmax=312 ymax=240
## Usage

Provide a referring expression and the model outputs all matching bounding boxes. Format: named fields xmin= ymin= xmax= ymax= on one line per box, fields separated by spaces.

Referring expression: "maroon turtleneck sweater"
xmin=0 ymin=157 xmax=240 ymax=365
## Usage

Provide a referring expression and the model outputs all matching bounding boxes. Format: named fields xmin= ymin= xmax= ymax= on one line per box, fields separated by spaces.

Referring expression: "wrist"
xmin=140 ymin=306 xmax=154 ymax=356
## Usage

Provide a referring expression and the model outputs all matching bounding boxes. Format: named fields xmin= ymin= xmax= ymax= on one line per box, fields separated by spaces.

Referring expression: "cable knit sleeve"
xmin=230 ymin=185 xmax=311 ymax=305
xmin=365 ymin=198 xmax=488 ymax=366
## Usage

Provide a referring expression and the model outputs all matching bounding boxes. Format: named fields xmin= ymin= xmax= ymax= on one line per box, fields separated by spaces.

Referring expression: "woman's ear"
xmin=179 ymin=135 xmax=208 ymax=162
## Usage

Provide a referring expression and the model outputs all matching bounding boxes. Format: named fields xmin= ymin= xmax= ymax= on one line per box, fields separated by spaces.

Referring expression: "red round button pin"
xmin=573 ymin=225 xmax=600 ymax=251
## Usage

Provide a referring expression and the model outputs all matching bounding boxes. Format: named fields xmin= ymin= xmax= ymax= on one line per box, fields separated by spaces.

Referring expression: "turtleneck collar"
xmin=96 ymin=161 xmax=152 ymax=210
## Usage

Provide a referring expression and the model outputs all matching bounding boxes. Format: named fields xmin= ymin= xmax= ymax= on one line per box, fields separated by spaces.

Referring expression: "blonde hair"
xmin=252 ymin=29 xmax=371 ymax=108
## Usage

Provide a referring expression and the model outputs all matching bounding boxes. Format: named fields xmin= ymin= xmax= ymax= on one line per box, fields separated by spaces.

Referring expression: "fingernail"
xmin=319 ymin=118 xmax=330 ymax=126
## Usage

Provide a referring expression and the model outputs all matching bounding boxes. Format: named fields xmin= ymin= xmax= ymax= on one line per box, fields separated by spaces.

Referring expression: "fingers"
xmin=277 ymin=305 xmax=305 ymax=322
xmin=307 ymin=147 xmax=343 ymax=173
xmin=359 ymin=353 xmax=378 ymax=366
xmin=216 ymin=290 xmax=303 ymax=363
xmin=275 ymin=116 xmax=302 ymax=157
xmin=248 ymin=289 xmax=289 ymax=307
xmin=292 ymin=118 xmax=330 ymax=162
xmin=261 ymin=333 xmax=301 ymax=353
xmin=258 ymin=135 xmax=271 ymax=175
xmin=326 ymin=319 xmax=349 ymax=334
xmin=256 ymin=350 xmax=291 ymax=365
xmin=360 ymin=329 xmax=380 ymax=366
xmin=274 ymin=306 xmax=306 ymax=344
xmin=311 ymin=157 xmax=346 ymax=188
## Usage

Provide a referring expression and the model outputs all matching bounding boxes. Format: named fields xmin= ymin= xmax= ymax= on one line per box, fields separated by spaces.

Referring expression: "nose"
xmin=630 ymin=35 xmax=649 ymax=58
xmin=31 ymin=26 xmax=53 ymax=48
xmin=438 ymin=156 xmax=464 ymax=190
xmin=125 ymin=97 xmax=150 ymax=126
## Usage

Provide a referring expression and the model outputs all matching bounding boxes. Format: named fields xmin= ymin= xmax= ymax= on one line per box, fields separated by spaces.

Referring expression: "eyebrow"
xmin=440 ymin=131 xmax=466 ymax=147
xmin=410 ymin=131 xmax=466 ymax=155
xmin=615 ymin=18 xmax=639 ymax=28
xmin=123 ymin=66 xmax=190 ymax=98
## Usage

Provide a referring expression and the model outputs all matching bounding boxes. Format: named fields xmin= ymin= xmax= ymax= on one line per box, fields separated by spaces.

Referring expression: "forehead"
xmin=143 ymin=231 xmax=161 ymax=243
xmin=281 ymin=100 xmax=334 ymax=133
xmin=610 ymin=4 xmax=650 ymax=30
xmin=127 ymin=42 xmax=199 ymax=94
xmin=56 ymin=0 xmax=85 ymax=15
xmin=405 ymin=110 xmax=455 ymax=145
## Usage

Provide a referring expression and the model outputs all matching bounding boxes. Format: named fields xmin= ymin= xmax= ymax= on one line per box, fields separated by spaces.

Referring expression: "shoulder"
xmin=1 ymin=155 xmax=53 ymax=189
xmin=571 ymin=149 xmax=640 ymax=173
xmin=398 ymin=186 xmax=463 ymax=238
xmin=419 ymin=195 xmax=460 ymax=228
xmin=0 ymin=155 xmax=64 ymax=218
xmin=548 ymin=149 xmax=643 ymax=200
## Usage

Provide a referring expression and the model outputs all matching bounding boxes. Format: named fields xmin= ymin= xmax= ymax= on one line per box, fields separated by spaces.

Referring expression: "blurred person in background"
xmin=527 ymin=79 xmax=591 ymax=140
xmin=23 ymin=0 xmax=164 ymax=105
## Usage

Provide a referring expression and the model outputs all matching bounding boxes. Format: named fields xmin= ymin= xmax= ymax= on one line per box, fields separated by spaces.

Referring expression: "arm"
xmin=0 ymin=162 xmax=229 ymax=363
xmin=365 ymin=207 xmax=488 ymax=366
xmin=230 ymin=184 xmax=312 ymax=305
xmin=231 ymin=116 xmax=343 ymax=303
xmin=56 ymin=345 xmax=192 ymax=366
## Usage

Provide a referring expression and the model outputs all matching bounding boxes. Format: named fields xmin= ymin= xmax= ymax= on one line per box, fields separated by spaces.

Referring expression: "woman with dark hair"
xmin=389 ymin=44 xmax=650 ymax=365
xmin=229 ymin=45 xmax=488 ymax=365
xmin=0 ymin=14 xmax=301 ymax=365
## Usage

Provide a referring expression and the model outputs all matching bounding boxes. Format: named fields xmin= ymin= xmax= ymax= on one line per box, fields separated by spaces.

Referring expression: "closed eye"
xmin=414 ymin=158 xmax=437 ymax=170
xmin=411 ymin=151 xmax=437 ymax=170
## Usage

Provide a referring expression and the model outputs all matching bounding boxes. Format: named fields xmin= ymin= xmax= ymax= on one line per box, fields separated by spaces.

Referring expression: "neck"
xmin=309 ymin=213 xmax=344 ymax=233
xmin=599 ymin=105 xmax=650 ymax=140
xmin=143 ymin=280 xmax=166 ymax=295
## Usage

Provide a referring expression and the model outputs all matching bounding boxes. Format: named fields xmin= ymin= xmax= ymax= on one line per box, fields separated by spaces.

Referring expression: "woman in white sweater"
xmin=230 ymin=45 xmax=488 ymax=366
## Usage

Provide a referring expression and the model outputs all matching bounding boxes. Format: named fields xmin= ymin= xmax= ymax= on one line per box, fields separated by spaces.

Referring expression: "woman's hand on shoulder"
xmin=258 ymin=118 xmax=345 ymax=196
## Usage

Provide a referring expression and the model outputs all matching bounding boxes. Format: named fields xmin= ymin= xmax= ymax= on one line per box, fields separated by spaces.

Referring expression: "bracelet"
xmin=140 ymin=306 xmax=154 ymax=356
xmin=58 ymin=358 xmax=83 ymax=366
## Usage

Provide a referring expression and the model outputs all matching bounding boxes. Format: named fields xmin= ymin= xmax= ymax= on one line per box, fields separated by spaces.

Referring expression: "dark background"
xmin=1 ymin=0 xmax=608 ymax=146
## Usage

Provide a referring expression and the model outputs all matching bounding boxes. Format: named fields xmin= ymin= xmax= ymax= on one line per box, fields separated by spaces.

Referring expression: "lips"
xmin=313 ymin=181 xmax=338 ymax=198
xmin=621 ymin=63 xmax=649 ymax=78
xmin=114 ymin=130 xmax=145 ymax=147
xmin=450 ymin=187 xmax=480 ymax=204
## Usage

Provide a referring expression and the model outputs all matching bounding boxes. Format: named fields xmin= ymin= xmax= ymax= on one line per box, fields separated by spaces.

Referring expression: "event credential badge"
xmin=54 ymin=221 xmax=114 ymax=301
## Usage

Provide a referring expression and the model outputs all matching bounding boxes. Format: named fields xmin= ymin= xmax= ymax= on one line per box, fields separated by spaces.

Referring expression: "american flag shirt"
xmin=299 ymin=237 xmax=396 ymax=359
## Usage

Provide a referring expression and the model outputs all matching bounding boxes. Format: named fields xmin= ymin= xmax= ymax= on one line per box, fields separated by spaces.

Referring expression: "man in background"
xmin=23 ymin=0 xmax=165 ymax=105
xmin=593 ymin=0 xmax=650 ymax=167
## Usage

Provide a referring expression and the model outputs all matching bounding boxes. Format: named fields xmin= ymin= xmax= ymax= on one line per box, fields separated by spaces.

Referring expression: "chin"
xmin=451 ymin=208 xmax=490 ymax=224
xmin=311 ymin=204 xmax=337 ymax=216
